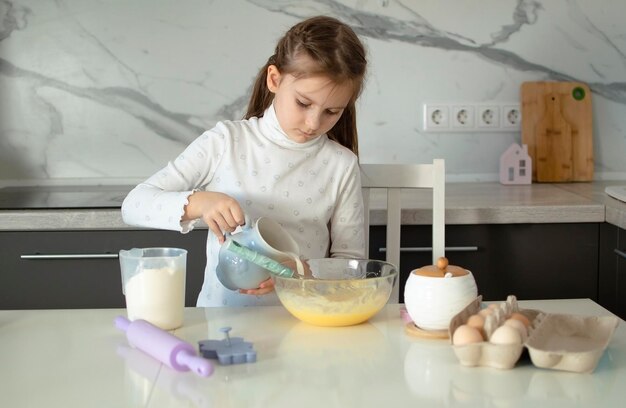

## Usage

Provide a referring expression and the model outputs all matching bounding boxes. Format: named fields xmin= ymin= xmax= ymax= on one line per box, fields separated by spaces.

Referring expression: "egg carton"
xmin=448 ymin=295 xmax=619 ymax=373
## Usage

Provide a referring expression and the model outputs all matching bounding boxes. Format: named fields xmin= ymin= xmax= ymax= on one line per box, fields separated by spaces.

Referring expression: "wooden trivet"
xmin=404 ymin=322 xmax=449 ymax=340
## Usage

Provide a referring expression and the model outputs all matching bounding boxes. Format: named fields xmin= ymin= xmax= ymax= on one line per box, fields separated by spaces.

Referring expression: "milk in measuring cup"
xmin=119 ymin=248 xmax=187 ymax=330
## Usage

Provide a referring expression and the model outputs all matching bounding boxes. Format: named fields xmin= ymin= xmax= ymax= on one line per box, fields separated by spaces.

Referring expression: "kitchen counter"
xmin=0 ymin=299 xmax=624 ymax=407
xmin=1 ymin=181 xmax=625 ymax=231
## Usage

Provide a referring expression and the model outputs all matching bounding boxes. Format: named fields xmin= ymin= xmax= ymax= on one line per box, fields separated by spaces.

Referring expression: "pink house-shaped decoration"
xmin=500 ymin=143 xmax=532 ymax=185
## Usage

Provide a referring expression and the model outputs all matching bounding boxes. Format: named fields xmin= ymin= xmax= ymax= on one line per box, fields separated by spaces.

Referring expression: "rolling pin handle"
xmin=115 ymin=315 xmax=131 ymax=332
xmin=176 ymin=350 xmax=215 ymax=377
xmin=114 ymin=315 xmax=214 ymax=377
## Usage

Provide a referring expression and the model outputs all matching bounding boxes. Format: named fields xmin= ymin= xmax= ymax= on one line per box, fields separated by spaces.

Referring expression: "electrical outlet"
xmin=422 ymin=102 xmax=520 ymax=133
xmin=451 ymin=105 xmax=475 ymax=128
xmin=477 ymin=105 xmax=500 ymax=128
xmin=423 ymin=104 xmax=449 ymax=131
xmin=501 ymin=104 xmax=521 ymax=130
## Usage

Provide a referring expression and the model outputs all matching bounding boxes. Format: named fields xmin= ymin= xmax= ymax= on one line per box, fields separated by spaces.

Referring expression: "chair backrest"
xmin=360 ymin=160 xmax=445 ymax=303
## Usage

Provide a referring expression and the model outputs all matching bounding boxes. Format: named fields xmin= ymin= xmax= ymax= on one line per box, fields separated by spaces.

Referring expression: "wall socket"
xmin=424 ymin=105 xmax=449 ymax=129
xmin=423 ymin=102 xmax=521 ymax=132
xmin=451 ymin=105 xmax=475 ymax=129
xmin=502 ymin=104 xmax=522 ymax=129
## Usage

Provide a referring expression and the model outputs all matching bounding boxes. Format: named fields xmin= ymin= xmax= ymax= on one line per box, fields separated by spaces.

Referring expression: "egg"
xmin=466 ymin=314 xmax=486 ymax=337
xmin=466 ymin=313 xmax=485 ymax=330
xmin=487 ymin=303 xmax=500 ymax=310
xmin=478 ymin=308 xmax=494 ymax=317
xmin=504 ymin=318 xmax=528 ymax=340
xmin=489 ymin=325 xmax=522 ymax=345
xmin=509 ymin=312 xmax=531 ymax=328
xmin=453 ymin=324 xmax=484 ymax=345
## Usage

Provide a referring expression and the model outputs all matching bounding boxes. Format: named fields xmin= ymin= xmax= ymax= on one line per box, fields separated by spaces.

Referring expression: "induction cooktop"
xmin=0 ymin=185 xmax=132 ymax=209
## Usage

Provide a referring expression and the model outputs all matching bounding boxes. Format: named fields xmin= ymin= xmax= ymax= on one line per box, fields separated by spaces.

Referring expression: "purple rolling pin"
xmin=115 ymin=316 xmax=213 ymax=377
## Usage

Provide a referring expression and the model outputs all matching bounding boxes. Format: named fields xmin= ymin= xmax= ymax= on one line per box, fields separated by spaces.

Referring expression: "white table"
xmin=1 ymin=299 xmax=624 ymax=407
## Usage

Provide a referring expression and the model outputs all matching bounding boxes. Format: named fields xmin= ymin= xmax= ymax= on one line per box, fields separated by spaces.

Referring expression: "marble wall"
xmin=1 ymin=0 xmax=625 ymax=184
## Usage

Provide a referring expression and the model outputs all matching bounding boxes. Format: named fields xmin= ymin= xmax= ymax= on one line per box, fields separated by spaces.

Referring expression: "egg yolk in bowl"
xmin=272 ymin=259 xmax=398 ymax=327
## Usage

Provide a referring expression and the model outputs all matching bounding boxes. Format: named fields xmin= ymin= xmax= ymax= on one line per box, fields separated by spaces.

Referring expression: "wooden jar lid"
xmin=412 ymin=257 xmax=469 ymax=278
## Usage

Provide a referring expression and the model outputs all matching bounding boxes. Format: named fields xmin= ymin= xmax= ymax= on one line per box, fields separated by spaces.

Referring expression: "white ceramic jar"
xmin=404 ymin=262 xmax=478 ymax=331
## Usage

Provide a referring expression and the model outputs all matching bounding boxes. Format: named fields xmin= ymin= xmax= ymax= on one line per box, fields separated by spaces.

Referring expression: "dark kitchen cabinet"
xmin=0 ymin=230 xmax=208 ymax=309
xmin=598 ymin=223 xmax=626 ymax=320
xmin=1 ymin=222 xmax=608 ymax=312
xmin=369 ymin=223 xmax=600 ymax=304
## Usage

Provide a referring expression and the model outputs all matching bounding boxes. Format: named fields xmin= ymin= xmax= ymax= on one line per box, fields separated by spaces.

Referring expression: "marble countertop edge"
xmin=0 ymin=182 xmax=624 ymax=231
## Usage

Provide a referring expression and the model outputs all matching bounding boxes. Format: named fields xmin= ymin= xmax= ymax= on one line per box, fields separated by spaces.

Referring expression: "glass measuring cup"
xmin=119 ymin=247 xmax=187 ymax=330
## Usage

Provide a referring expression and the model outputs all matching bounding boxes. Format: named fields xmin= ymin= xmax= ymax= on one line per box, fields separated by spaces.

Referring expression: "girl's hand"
xmin=183 ymin=191 xmax=245 ymax=243
xmin=239 ymin=277 xmax=275 ymax=296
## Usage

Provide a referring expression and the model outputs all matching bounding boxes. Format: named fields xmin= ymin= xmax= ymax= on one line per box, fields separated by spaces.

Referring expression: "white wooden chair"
xmin=360 ymin=160 xmax=445 ymax=303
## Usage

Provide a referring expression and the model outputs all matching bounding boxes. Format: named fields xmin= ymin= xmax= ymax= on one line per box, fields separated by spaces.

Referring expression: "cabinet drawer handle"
xmin=379 ymin=246 xmax=478 ymax=253
xmin=615 ymin=249 xmax=626 ymax=260
xmin=21 ymin=253 xmax=119 ymax=260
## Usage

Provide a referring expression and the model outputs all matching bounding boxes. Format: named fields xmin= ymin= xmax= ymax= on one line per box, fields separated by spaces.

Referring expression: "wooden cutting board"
xmin=521 ymin=82 xmax=594 ymax=182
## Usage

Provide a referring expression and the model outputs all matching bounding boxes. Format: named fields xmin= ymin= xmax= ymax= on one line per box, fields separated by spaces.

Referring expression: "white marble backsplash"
xmin=1 ymin=0 xmax=625 ymax=185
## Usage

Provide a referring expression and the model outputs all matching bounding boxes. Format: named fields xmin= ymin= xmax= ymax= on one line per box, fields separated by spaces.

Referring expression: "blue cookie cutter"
xmin=198 ymin=327 xmax=257 ymax=365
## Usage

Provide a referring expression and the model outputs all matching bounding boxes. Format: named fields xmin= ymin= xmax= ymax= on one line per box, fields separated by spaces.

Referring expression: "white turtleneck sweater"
xmin=121 ymin=104 xmax=366 ymax=307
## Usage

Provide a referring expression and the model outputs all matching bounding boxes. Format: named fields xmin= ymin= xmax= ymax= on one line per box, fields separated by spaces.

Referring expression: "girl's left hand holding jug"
xmin=182 ymin=191 xmax=245 ymax=244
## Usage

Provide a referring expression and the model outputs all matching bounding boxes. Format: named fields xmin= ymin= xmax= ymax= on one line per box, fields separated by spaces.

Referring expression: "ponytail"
xmin=245 ymin=59 xmax=275 ymax=120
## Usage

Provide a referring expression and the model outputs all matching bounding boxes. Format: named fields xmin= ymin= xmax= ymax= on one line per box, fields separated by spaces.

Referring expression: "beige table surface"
xmin=0 ymin=299 xmax=624 ymax=408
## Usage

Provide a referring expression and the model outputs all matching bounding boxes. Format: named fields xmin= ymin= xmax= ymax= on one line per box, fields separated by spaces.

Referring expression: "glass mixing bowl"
xmin=272 ymin=258 xmax=398 ymax=327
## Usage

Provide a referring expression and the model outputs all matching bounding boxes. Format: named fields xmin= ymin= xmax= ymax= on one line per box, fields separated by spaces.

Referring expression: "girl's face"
xmin=266 ymin=64 xmax=353 ymax=143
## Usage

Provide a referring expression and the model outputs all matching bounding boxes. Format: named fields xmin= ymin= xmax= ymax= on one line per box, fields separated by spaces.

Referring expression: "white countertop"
xmin=1 ymin=181 xmax=625 ymax=231
xmin=1 ymin=299 xmax=624 ymax=407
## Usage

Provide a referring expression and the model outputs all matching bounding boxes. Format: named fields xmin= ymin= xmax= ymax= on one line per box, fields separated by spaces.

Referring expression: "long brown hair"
xmin=245 ymin=16 xmax=367 ymax=156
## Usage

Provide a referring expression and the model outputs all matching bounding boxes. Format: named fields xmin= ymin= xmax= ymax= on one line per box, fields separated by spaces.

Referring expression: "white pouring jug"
xmin=216 ymin=216 xmax=303 ymax=290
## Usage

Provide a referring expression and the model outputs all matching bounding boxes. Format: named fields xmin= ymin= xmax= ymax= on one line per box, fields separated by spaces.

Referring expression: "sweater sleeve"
xmin=121 ymin=127 xmax=227 ymax=233
xmin=329 ymin=156 xmax=366 ymax=259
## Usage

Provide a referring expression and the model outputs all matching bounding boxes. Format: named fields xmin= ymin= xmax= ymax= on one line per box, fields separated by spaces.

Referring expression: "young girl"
xmin=122 ymin=16 xmax=368 ymax=307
